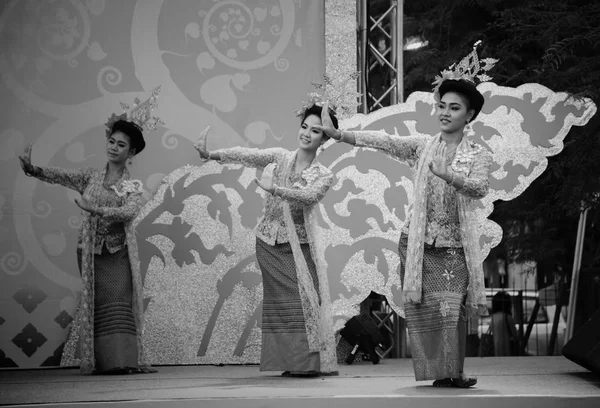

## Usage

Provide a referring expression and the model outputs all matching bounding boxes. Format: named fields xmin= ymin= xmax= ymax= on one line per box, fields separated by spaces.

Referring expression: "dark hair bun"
xmin=439 ymin=79 xmax=485 ymax=121
xmin=302 ymin=104 xmax=339 ymax=130
xmin=109 ymin=120 xmax=146 ymax=155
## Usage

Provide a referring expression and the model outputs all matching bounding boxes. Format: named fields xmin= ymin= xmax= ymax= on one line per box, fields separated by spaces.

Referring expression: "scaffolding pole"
xmin=357 ymin=0 xmax=403 ymax=113
xmin=565 ymin=203 xmax=589 ymax=343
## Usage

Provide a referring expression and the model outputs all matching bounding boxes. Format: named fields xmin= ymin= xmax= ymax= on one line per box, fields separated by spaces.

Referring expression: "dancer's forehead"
xmin=440 ymin=92 xmax=469 ymax=108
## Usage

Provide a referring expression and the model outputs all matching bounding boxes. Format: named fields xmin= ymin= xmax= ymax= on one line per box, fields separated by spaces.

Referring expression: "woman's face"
xmin=297 ymin=114 xmax=325 ymax=152
xmin=436 ymin=91 xmax=474 ymax=134
xmin=106 ymin=131 xmax=133 ymax=164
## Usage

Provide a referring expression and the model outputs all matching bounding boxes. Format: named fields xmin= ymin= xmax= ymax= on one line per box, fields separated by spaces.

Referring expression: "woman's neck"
xmin=440 ymin=129 xmax=464 ymax=147
xmin=107 ymin=161 xmax=125 ymax=177
xmin=296 ymin=148 xmax=316 ymax=170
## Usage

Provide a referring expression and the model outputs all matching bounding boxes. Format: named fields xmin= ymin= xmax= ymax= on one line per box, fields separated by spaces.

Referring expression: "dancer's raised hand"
xmin=429 ymin=140 xmax=452 ymax=181
xmin=18 ymin=142 xmax=34 ymax=174
xmin=313 ymin=101 xmax=340 ymax=140
xmin=194 ymin=126 xmax=211 ymax=160
xmin=254 ymin=163 xmax=277 ymax=193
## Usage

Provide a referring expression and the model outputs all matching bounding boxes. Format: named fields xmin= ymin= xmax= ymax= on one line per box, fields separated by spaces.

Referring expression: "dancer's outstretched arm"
xmin=194 ymin=126 xmax=282 ymax=170
xmin=255 ymin=164 xmax=335 ymax=206
xmin=74 ymin=190 xmax=145 ymax=221
xmin=314 ymin=101 xmax=427 ymax=164
xmin=453 ymin=149 xmax=492 ymax=199
xmin=19 ymin=142 xmax=93 ymax=194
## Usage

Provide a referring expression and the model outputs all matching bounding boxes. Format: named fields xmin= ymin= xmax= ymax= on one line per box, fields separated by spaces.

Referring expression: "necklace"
xmin=446 ymin=146 xmax=457 ymax=165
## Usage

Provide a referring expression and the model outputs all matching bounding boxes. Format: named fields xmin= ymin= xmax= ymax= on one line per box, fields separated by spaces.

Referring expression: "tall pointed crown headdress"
xmin=432 ymin=41 xmax=498 ymax=101
xmin=104 ymin=86 xmax=165 ymax=137
xmin=294 ymin=72 xmax=362 ymax=119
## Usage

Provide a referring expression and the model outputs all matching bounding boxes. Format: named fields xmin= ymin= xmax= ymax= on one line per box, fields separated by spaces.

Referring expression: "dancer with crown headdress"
xmin=18 ymin=87 xmax=164 ymax=375
xmin=194 ymin=101 xmax=342 ymax=377
xmin=317 ymin=43 xmax=496 ymax=387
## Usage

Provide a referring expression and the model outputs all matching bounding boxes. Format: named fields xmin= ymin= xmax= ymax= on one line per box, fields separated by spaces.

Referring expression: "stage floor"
xmin=1 ymin=357 xmax=599 ymax=407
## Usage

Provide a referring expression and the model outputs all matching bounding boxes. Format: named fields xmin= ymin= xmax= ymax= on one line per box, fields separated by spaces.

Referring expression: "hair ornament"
xmin=432 ymin=41 xmax=498 ymax=101
xmin=105 ymin=86 xmax=165 ymax=137
xmin=294 ymin=72 xmax=362 ymax=119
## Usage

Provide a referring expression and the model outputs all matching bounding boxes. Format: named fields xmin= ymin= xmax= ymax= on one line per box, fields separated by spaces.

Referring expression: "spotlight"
xmin=404 ymin=36 xmax=428 ymax=51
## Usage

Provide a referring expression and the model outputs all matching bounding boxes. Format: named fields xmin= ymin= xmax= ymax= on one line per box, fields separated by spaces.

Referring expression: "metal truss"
xmin=357 ymin=0 xmax=403 ymax=113
xmin=355 ymin=1 xmax=407 ymax=358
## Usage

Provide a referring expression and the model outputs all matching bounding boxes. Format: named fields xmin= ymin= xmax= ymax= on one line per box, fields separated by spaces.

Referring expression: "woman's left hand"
xmin=194 ymin=126 xmax=211 ymax=160
xmin=313 ymin=101 xmax=341 ymax=140
xmin=254 ymin=163 xmax=277 ymax=193
xmin=74 ymin=196 xmax=96 ymax=215
xmin=429 ymin=141 xmax=451 ymax=181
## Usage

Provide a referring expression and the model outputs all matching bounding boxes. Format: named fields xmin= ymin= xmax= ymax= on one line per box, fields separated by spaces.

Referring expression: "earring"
xmin=464 ymin=122 xmax=475 ymax=137
xmin=127 ymin=157 xmax=133 ymax=166
xmin=318 ymin=144 xmax=325 ymax=155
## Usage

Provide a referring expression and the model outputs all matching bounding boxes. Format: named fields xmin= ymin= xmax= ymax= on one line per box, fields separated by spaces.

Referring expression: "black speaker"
xmin=340 ymin=313 xmax=385 ymax=365
xmin=562 ymin=307 xmax=600 ymax=375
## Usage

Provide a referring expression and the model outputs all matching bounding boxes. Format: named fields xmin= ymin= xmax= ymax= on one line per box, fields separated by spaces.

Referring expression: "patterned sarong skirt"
xmin=76 ymin=246 xmax=138 ymax=373
xmin=255 ymin=237 xmax=321 ymax=372
xmin=399 ymin=234 xmax=469 ymax=381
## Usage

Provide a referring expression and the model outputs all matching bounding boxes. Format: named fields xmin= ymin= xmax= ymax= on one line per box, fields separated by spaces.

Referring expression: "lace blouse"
xmin=214 ymin=147 xmax=335 ymax=245
xmin=32 ymin=165 xmax=144 ymax=254
xmin=351 ymin=130 xmax=491 ymax=247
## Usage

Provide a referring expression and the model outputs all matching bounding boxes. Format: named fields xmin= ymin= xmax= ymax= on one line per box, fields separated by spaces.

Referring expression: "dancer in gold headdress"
xmin=194 ymin=103 xmax=340 ymax=377
xmin=18 ymin=88 xmax=164 ymax=375
xmin=317 ymin=43 xmax=496 ymax=387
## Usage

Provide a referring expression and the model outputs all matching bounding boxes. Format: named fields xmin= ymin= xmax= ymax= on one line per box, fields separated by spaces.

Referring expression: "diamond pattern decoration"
xmin=13 ymin=285 xmax=48 ymax=314
xmin=12 ymin=323 xmax=47 ymax=357
xmin=41 ymin=343 xmax=65 ymax=367
xmin=0 ymin=349 xmax=18 ymax=368
xmin=0 ymin=316 xmax=5 ymax=326
xmin=54 ymin=310 xmax=73 ymax=329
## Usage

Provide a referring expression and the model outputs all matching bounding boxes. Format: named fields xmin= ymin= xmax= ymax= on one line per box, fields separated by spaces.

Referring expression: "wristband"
xmin=24 ymin=165 xmax=37 ymax=177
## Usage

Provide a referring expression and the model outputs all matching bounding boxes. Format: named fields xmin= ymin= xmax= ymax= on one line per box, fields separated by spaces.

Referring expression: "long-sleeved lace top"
xmin=351 ymin=130 xmax=492 ymax=247
xmin=214 ymin=147 xmax=335 ymax=245
xmin=32 ymin=165 xmax=144 ymax=254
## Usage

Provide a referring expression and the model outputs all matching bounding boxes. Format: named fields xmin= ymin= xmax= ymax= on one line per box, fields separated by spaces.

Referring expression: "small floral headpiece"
xmin=294 ymin=72 xmax=362 ymax=120
xmin=104 ymin=86 xmax=165 ymax=137
xmin=432 ymin=41 xmax=498 ymax=102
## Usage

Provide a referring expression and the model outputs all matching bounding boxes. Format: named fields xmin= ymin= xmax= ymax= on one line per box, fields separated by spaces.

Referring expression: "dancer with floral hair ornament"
xmin=18 ymin=87 xmax=164 ymax=375
xmin=316 ymin=43 xmax=496 ymax=387
xmin=193 ymin=100 xmax=342 ymax=377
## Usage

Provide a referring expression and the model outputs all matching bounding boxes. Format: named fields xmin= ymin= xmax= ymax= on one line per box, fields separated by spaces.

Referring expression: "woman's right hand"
xmin=314 ymin=101 xmax=341 ymax=140
xmin=18 ymin=142 xmax=34 ymax=174
xmin=194 ymin=126 xmax=211 ymax=160
xmin=254 ymin=163 xmax=277 ymax=193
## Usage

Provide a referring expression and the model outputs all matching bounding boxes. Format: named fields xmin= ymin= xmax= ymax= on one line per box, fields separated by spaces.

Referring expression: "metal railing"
xmin=348 ymin=277 xmax=575 ymax=361
xmin=474 ymin=282 xmax=569 ymax=357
